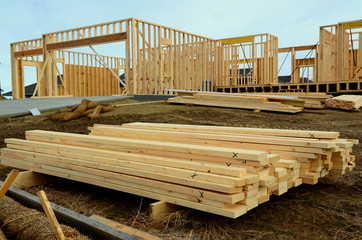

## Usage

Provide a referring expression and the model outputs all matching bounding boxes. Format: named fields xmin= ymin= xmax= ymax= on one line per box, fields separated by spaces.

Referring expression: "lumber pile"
xmin=246 ymin=92 xmax=332 ymax=103
xmin=237 ymin=92 xmax=331 ymax=109
xmin=325 ymin=95 xmax=362 ymax=111
xmin=168 ymin=92 xmax=304 ymax=113
xmin=0 ymin=123 xmax=358 ymax=219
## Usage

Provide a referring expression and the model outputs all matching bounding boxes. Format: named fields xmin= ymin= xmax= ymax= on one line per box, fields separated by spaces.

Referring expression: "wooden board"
xmin=90 ymin=214 xmax=162 ymax=240
xmin=0 ymin=157 xmax=247 ymax=218
xmin=0 ymin=123 xmax=357 ymax=219
xmin=25 ymin=130 xmax=269 ymax=163
xmin=121 ymin=122 xmax=339 ymax=139
xmin=325 ymin=95 xmax=362 ymax=111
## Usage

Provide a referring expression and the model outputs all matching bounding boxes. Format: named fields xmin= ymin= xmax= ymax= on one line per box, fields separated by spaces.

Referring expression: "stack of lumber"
xmin=0 ymin=123 xmax=358 ymax=219
xmin=251 ymin=92 xmax=332 ymax=102
xmin=243 ymin=92 xmax=331 ymax=109
xmin=325 ymin=95 xmax=362 ymax=111
xmin=168 ymin=92 xmax=304 ymax=113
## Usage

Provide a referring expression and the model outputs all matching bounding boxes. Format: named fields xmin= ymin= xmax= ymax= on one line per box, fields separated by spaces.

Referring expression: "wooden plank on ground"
xmin=325 ymin=95 xmax=362 ymax=111
xmin=168 ymin=96 xmax=303 ymax=113
xmin=90 ymin=214 xmax=162 ymax=240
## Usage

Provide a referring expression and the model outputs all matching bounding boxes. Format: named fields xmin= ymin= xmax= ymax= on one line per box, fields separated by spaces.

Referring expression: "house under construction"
xmin=10 ymin=18 xmax=362 ymax=99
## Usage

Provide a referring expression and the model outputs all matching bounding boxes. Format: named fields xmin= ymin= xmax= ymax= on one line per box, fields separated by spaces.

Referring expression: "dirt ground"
xmin=0 ymin=99 xmax=361 ymax=240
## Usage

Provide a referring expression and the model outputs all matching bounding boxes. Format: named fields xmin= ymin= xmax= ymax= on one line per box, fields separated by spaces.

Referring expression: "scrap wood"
xmin=51 ymin=99 xmax=113 ymax=121
xmin=87 ymin=104 xmax=113 ymax=119
xmin=325 ymin=95 xmax=362 ymax=111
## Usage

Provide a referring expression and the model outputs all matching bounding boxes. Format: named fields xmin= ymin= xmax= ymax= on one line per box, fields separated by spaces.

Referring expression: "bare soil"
xmin=0 ymin=99 xmax=361 ymax=240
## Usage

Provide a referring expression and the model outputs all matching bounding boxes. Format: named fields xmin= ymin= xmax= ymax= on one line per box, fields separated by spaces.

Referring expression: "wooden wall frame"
xmin=278 ymin=44 xmax=317 ymax=84
xmin=10 ymin=18 xmax=362 ymax=98
xmin=318 ymin=20 xmax=362 ymax=86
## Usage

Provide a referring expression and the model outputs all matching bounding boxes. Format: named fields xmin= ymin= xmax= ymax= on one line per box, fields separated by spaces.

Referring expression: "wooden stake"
xmin=0 ymin=169 xmax=20 ymax=200
xmin=37 ymin=190 xmax=65 ymax=240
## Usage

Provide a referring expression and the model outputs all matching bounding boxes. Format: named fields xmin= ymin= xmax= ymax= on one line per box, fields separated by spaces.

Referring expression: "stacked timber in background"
xmin=167 ymin=91 xmax=334 ymax=112
xmin=0 ymin=123 xmax=358 ymax=218
xmin=168 ymin=92 xmax=304 ymax=113
xmin=245 ymin=92 xmax=331 ymax=109
xmin=243 ymin=92 xmax=332 ymax=103
xmin=325 ymin=95 xmax=362 ymax=111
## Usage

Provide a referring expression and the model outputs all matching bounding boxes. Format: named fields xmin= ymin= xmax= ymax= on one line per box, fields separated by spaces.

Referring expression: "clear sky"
xmin=0 ymin=0 xmax=361 ymax=93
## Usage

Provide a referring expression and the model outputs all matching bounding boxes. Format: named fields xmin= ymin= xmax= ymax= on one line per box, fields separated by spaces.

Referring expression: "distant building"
xmin=278 ymin=75 xmax=291 ymax=83
xmin=3 ymin=83 xmax=37 ymax=98
xmin=278 ymin=75 xmax=313 ymax=83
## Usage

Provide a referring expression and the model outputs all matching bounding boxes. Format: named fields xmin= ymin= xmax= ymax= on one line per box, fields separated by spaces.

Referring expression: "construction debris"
xmin=50 ymin=99 xmax=113 ymax=121
xmin=325 ymin=95 xmax=362 ymax=111
xmin=0 ymin=123 xmax=357 ymax=219
xmin=168 ymin=92 xmax=304 ymax=113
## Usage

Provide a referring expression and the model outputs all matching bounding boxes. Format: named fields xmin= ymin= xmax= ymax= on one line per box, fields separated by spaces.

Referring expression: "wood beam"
xmin=47 ymin=32 xmax=127 ymax=51
xmin=14 ymin=48 xmax=43 ymax=58
xmin=295 ymin=58 xmax=315 ymax=66
xmin=90 ymin=215 xmax=162 ymax=240
xmin=278 ymin=45 xmax=317 ymax=53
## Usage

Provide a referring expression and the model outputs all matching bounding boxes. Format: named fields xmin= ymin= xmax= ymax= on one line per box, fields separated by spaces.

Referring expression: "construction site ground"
xmin=0 ymin=98 xmax=361 ymax=240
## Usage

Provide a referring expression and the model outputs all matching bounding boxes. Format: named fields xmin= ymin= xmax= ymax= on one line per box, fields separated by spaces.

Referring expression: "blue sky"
xmin=0 ymin=0 xmax=361 ymax=93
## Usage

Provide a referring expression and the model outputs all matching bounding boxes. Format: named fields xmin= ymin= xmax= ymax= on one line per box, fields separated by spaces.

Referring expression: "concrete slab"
xmin=0 ymin=96 xmax=132 ymax=118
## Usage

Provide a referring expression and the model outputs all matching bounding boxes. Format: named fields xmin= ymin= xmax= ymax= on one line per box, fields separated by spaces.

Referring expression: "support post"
xmin=131 ymin=18 xmax=137 ymax=94
xmin=337 ymin=23 xmax=345 ymax=81
xmin=42 ymin=34 xmax=51 ymax=96
xmin=125 ymin=20 xmax=131 ymax=94
xmin=0 ymin=169 xmax=20 ymax=200
xmin=10 ymin=43 xmax=19 ymax=99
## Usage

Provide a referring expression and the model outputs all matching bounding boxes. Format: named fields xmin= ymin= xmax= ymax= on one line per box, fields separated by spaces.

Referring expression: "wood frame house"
xmin=9 ymin=18 xmax=362 ymax=99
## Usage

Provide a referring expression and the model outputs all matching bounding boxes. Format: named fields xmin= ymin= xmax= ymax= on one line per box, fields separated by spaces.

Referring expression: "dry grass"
xmin=0 ymin=196 xmax=90 ymax=240
xmin=0 ymin=228 xmax=7 ymax=240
